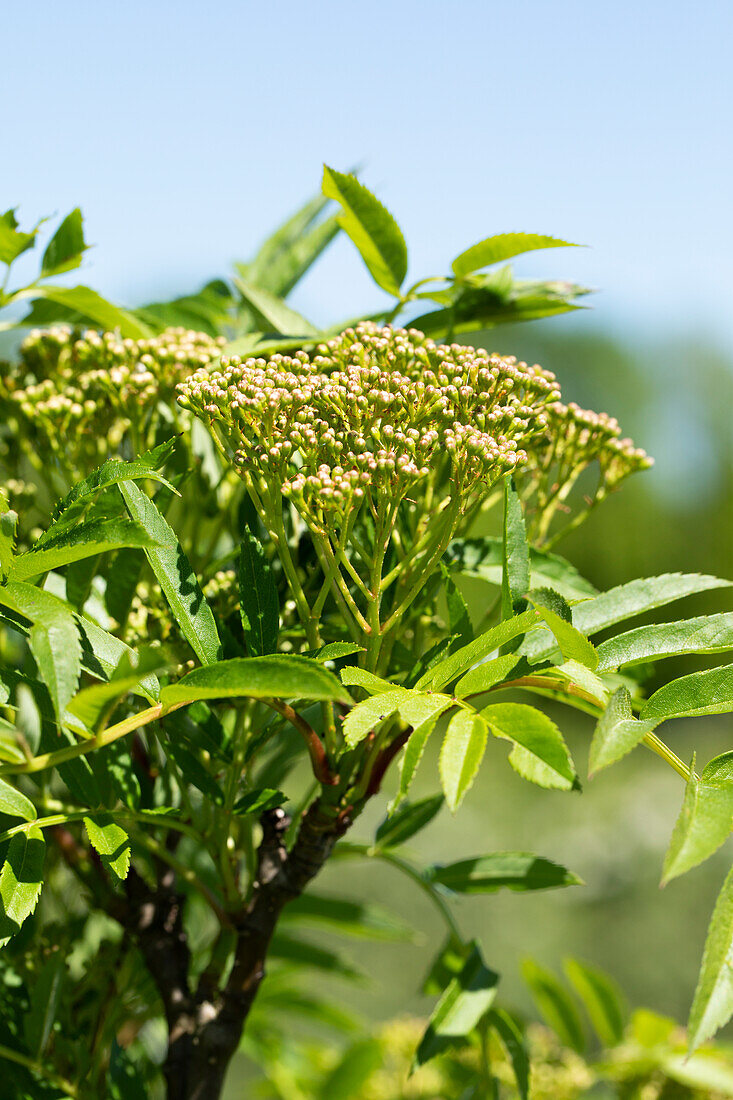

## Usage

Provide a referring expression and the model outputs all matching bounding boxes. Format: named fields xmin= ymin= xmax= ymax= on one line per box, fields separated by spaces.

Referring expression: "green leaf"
xmin=0 ymin=826 xmax=45 ymax=945
xmin=10 ymin=519 xmax=162 ymax=581
xmin=40 ymin=208 xmax=88 ymax=277
xmin=597 ymin=612 xmax=733 ymax=672
xmin=322 ymin=165 xmax=408 ymax=296
xmin=310 ymin=642 xmax=365 ymax=663
xmin=270 ymin=933 xmax=363 ymax=981
xmin=375 ymin=795 xmax=443 ymax=849
xmin=664 ymin=1051 xmax=733 ymax=1093
xmin=454 ymin=654 xmax=522 ymax=698
xmin=452 ymin=233 xmax=579 ymax=278
xmin=0 ymin=582 xmax=81 ymax=720
xmin=448 ymin=538 xmax=597 ymax=602
xmin=489 ymin=1009 xmax=530 ymax=1100
xmin=281 ymin=893 xmax=413 ymax=942
xmin=237 ymin=527 xmax=279 ymax=657
xmin=588 ymin=687 xmax=656 ymax=775
xmin=521 ymin=958 xmax=586 ymax=1053
xmin=502 ymin=476 xmax=530 ymax=619
xmin=429 ymin=853 xmax=582 ymax=894
xmin=136 ymin=280 xmax=232 ymax=336
xmin=24 ymin=950 xmax=65 ymax=1057
xmin=662 ymin=752 xmax=733 ymax=884
xmin=529 ymin=589 xmax=598 ymax=669
xmin=44 ymin=439 xmax=176 ymax=533
xmin=418 ymin=608 xmax=539 ymax=691
xmin=342 ymin=691 xmax=401 ymax=748
xmin=482 ymin=702 xmax=576 ymax=790
xmin=83 ymin=815 xmax=131 ymax=881
xmin=0 ymin=209 xmax=39 ymax=265
xmin=439 ymin=710 xmax=488 ymax=812
xmin=415 ymin=942 xmax=499 ymax=1065
xmin=75 ymin=615 xmax=160 ymax=702
xmin=574 ymin=573 xmax=733 ymax=637
xmin=563 ymin=957 xmax=626 ymax=1046
xmin=232 ymin=788 xmax=287 ymax=816
xmin=340 ymin=667 xmax=397 ymax=695
xmin=688 ymin=863 xmax=733 ymax=1049
xmin=441 ymin=564 xmax=473 ymax=645
xmin=0 ymin=494 xmax=17 ymax=581
xmin=233 ymin=276 xmax=319 ymax=336
xmin=392 ymin=713 xmax=442 ymax=808
xmin=165 ymin=742 xmax=223 ymax=805
xmin=317 ymin=1038 xmax=383 ymax=1100
xmin=0 ymin=778 xmax=36 ymax=822
xmin=160 ymin=654 xmax=351 ymax=709
xmin=245 ymin=191 xmax=341 ymax=298
xmin=585 ymin=686 xmax=651 ymax=774
xmin=641 ymin=663 xmax=733 ymax=724
xmin=68 ymin=648 xmax=169 ymax=732
xmin=119 ymin=480 xmax=222 ymax=667
xmin=17 ymin=284 xmax=150 ymax=338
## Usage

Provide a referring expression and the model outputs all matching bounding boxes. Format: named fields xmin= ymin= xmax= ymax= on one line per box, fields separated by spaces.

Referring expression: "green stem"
xmin=341 ymin=843 xmax=463 ymax=941
xmin=0 ymin=1043 xmax=78 ymax=1098
xmin=0 ymin=701 xmax=187 ymax=777
xmin=497 ymin=675 xmax=693 ymax=782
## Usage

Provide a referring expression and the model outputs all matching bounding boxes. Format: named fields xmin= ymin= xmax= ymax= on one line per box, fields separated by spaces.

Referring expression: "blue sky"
xmin=5 ymin=0 xmax=733 ymax=347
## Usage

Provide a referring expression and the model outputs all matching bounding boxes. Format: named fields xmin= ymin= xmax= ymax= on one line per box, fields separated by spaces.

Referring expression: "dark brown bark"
xmin=122 ymin=799 xmax=352 ymax=1100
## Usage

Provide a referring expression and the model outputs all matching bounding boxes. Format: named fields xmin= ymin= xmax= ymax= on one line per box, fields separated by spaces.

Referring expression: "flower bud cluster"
xmin=177 ymin=322 xmax=562 ymax=531
xmin=2 ymin=326 xmax=226 ymax=477
xmin=541 ymin=400 xmax=653 ymax=492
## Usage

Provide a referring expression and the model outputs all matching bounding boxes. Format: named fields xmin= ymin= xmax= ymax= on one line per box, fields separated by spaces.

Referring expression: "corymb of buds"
xmin=3 ymin=326 xmax=227 ymax=477
xmin=177 ymin=323 xmax=565 ymax=534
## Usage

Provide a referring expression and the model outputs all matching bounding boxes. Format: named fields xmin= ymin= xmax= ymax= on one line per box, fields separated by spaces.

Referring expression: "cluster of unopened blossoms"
xmin=0 ymin=326 xmax=226 ymax=480
xmin=177 ymin=322 xmax=650 ymax=542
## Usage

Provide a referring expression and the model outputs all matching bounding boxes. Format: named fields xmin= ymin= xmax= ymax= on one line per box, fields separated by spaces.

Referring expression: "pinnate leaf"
xmin=429 ymin=852 xmax=582 ymax=893
xmin=452 ymin=233 xmax=578 ymax=278
xmin=44 ymin=439 xmax=176 ymax=534
xmin=0 ymin=777 xmax=36 ymax=822
xmin=439 ymin=709 xmax=488 ymax=811
xmin=0 ymin=582 xmax=81 ymax=720
xmin=663 ymin=752 xmax=733 ymax=884
xmin=418 ymin=608 xmax=538 ymax=691
xmin=522 ymin=958 xmax=586 ymax=1053
xmin=597 ymin=612 xmax=733 ymax=672
xmin=482 ymin=702 xmax=576 ymax=790
xmin=83 ymin=815 xmax=131 ymax=881
xmin=375 ymin=795 xmax=443 ymax=849
xmin=688 ymin=864 xmax=733 ymax=1050
xmin=529 ymin=589 xmax=598 ymax=670
xmin=563 ymin=957 xmax=626 ymax=1046
xmin=489 ymin=1009 xmax=530 ymax=1100
xmin=40 ymin=208 xmax=88 ymax=277
xmin=589 ymin=686 xmax=656 ymax=775
xmin=641 ymin=663 xmax=733 ymax=724
xmin=322 ymin=165 xmax=407 ymax=296
xmin=574 ymin=573 xmax=733 ymax=637
xmin=0 ymin=826 xmax=45 ymax=945
xmin=10 ymin=519 xmax=161 ymax=580
xmin=161 ymin=654 xmax=351 ymax=709
xmin=415 ymin=941 xmax=499 ymax=1066
xmin=119 ymin=480 xmax=221 ymax=667
xmin=501 ymin=475 xmax=530 ymax=619
xmin=238 ymin=527 xmax=279 ymax=656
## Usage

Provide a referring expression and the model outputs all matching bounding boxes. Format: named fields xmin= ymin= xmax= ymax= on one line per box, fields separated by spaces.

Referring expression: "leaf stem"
xmin=0 ymin=701 xmax=187 ymax=777
xmin=0 ymin=1043 xmax=78 ymax=1098
xmin=341 ymin=842 xmax=463 ymax=941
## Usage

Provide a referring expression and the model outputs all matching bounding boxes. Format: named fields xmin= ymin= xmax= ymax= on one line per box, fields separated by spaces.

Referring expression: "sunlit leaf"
xmin=663 ymin=752 xmax=733 ymax=883
xmin=439 ymin=709 xmax=488 ymax=811
xmin=322 ymin=165 xmax=407 ymax=296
